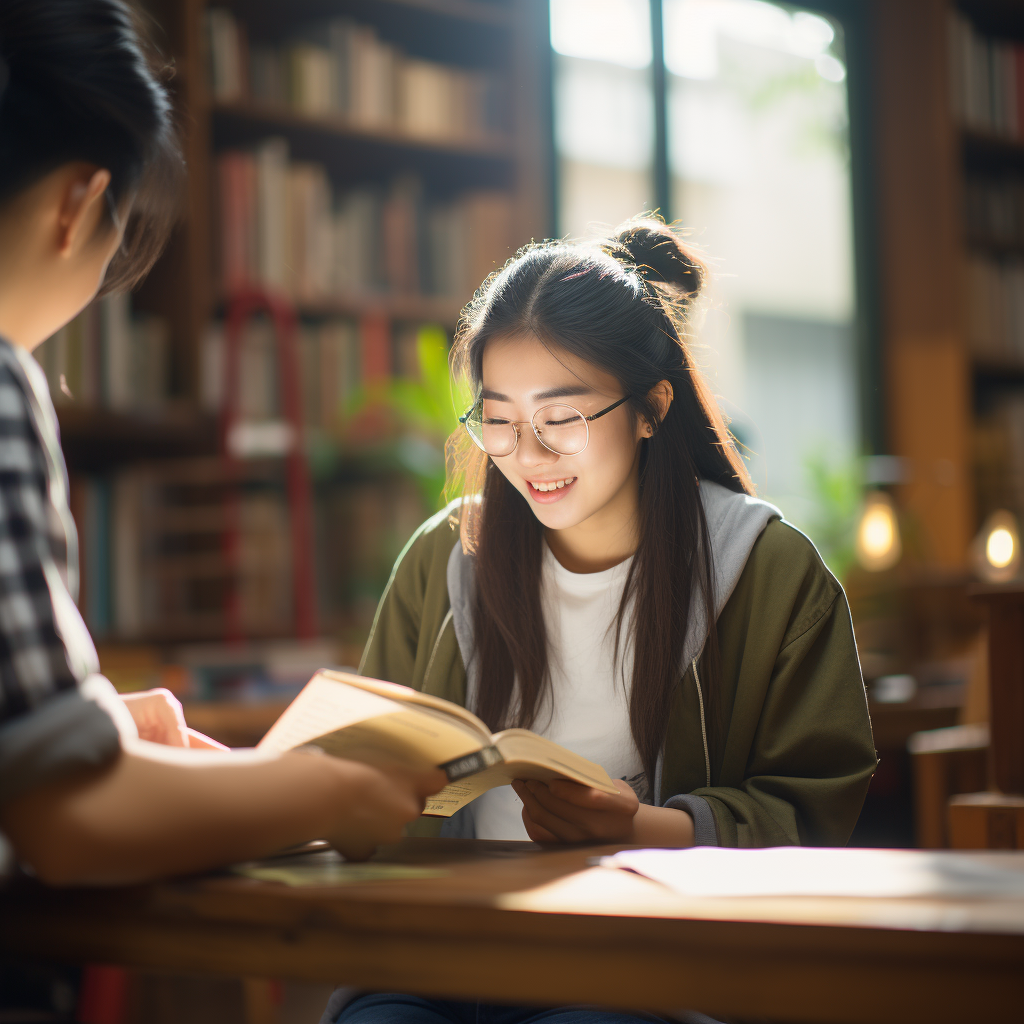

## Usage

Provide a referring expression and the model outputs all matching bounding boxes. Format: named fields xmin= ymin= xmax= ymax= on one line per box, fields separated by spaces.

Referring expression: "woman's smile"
xmin=526 ymin=476 xmax=578 ymax=502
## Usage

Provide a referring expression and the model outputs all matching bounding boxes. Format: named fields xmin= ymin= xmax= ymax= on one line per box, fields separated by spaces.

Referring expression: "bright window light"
xmin=815 ymin=53 xmax=847 ymax=82
xmin=663 ymin=0 xmax=842 ymax=80
xmin=550 ymin=0 xmax=652 ymax=69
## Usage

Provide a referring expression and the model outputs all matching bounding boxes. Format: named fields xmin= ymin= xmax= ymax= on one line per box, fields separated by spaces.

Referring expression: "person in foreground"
xmin=322 ymin=219 xmax=878 ymax=1024
xmin=0 ymin=0 xmax=443 ymax=889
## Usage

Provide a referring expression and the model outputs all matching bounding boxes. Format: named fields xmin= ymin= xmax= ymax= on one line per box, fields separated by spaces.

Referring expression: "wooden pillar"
xmin=871 ymin=0 xmax=973 ymax=566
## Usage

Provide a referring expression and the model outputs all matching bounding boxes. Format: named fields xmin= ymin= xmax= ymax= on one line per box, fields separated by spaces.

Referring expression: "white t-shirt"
xmin=470 ymin=542 xmax=646 ymax=840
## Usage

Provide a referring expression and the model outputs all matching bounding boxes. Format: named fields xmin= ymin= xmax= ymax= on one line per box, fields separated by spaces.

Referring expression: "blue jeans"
xmin=333 ymin=992 xmax=721 ymax=1024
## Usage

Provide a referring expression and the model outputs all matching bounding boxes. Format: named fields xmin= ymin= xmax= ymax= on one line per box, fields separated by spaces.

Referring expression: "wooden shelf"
xmin=966 ymin=234 xmax=1024 ymax=258
xmin=216 ymin=291 xmax=465 ymax=325
xmin=962 ymin=127 xmax=1024 ymax=171
xmin=973 ymin=357 xmax=1024 ymax=385
xmin=211 ymin=102 xmax=514 ymax=189
xmin=57 ymin=406 xmax=218 ymax=471
xmin=956 ymin=0 xmax=1024 ymax=40
xmin=233 ymin=0 xmax=513 ymax=29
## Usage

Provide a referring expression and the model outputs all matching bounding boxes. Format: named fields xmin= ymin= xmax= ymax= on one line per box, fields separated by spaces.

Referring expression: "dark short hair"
xmin=0 ymin=0 xmax=183 ymax=292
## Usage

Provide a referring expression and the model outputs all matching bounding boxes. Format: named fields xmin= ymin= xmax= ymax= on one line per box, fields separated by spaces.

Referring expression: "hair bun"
xmin=611 ymin=216 xmax=706 ymax=297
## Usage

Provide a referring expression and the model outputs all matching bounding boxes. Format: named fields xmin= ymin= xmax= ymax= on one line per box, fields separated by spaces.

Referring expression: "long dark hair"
xmin=449 ymin=217 xmax=752 ymax=784
xmin=0 ymin=0 xmax=181 ymax=293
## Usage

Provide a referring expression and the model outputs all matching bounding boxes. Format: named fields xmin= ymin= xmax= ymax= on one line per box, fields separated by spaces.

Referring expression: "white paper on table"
xmin=596 ymin=847 xmax=1024 ymax=899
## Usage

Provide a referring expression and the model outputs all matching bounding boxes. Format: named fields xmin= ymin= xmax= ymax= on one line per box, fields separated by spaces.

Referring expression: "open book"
xmin=257 ymin=669 xmax=618 ymax=816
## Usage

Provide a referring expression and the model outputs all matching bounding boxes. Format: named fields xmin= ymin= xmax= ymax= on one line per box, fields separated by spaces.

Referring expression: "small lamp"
xmin=856 ymin=490 xmax=902 ymax=572
xmin=971 ymin=510 xmax=1021 ymax=583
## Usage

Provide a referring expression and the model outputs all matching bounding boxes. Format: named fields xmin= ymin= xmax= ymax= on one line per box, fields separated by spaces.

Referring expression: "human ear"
xmin=641 ymin=380 xmax=674 ymax=437
xmin=58 ymin=168 xmax=112 ymax=259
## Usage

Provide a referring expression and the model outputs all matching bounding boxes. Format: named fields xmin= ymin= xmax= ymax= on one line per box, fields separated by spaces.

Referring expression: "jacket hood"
xmin=447 ymin=479 xmax=781 ymax=714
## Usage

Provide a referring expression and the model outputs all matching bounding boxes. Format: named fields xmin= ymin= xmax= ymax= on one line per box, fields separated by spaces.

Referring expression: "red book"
xmin=359 ymin=311 xmax=391 ymax=383
xmin=77 ymin=965 xmax=128 ymax=1024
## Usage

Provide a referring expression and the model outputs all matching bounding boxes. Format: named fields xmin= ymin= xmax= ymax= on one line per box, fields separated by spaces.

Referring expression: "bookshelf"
xmin=38 ymin=0 xmax=552 ymax=666
xmin=870 ymin=0 xmax=1024 ymax=570
xmin=949 ymin=1 xmax=1024 ymax=542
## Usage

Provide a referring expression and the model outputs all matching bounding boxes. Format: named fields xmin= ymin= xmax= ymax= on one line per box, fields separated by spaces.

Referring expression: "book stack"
xmin=948 ymin=12 xmax=1024 ymax=138
xmin=71 ymin=458 xmax=426 ymax=641
xmin=201 ymin=314 xmax=404 ymax=432
xmin=34 ymin=295 xmax=172 ymax=412
xmin=217 ymin=140 xmax=513 ymax=303
xmin=71 ymin=460 xmax=292 ymax=640
xmin=205 ymin=8 xmax=505 ymax=144
xmin=967 ymin=255 xmax=1024 ymax=363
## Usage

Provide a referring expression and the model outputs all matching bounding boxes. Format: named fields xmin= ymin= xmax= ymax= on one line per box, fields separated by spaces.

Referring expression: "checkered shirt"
xmin=0 ymin=338 xmax=95 ymax=726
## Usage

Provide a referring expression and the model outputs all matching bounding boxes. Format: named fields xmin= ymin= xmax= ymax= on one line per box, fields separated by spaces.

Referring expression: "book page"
xmin=258 ymin=676 xmax=402 ymax=754
xmin=494 ymin=730 xmax=618 ymax=794
xmin=318 ymin=669 xmax=491 ymax=740
xmin=311 ymin=708 xmax=486 ymax=770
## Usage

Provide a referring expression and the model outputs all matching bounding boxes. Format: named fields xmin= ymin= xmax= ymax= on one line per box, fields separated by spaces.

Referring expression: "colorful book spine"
xmin=34 ymin=300 xmax=173 ymax=412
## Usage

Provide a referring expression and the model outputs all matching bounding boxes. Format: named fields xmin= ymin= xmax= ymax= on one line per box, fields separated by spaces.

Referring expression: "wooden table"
xmin=3 ymin=839 xmax=1024 ymax=1024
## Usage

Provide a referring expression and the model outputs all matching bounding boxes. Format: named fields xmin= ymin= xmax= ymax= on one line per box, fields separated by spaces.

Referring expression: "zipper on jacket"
xmin=692 ymin=657 xmax=711 ymax=788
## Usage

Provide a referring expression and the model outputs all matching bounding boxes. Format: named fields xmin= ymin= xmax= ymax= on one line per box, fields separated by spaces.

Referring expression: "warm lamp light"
xmin=972 ymin=510 xmax=1021 ymax=583
xmin=856 ymin=491 xmax=902 ymax=572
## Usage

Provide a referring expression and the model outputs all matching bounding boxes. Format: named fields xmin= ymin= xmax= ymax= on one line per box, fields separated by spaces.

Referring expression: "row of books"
xmin=948 ymin=12 xmax=1024 ymax=139
xmin=201 ymin=315 xmax=425 ymax=433
xmin=967 ymin=256 xmax=1024 ymax=363
xmin=217 ymin=140 xmax=513 ymax=302
xmin=964 ymin=173 xmax=1024 ymax=250
xmin=206 ymin=8 xmax=505 ymax=144
xmin=71 ymin=462 xmax=426 ymax=641
xmin=70 ymin=466 xmax=292 ymax=639
xmin=34 ymin=296 xmax=172 ymax=411
xmin=974 ymin=395 xmax=1024 ymax=524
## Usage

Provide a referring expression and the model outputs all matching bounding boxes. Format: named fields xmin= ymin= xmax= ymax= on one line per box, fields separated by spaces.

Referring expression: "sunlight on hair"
xmin=550 ymin=0 xmax=652 ymax=69
xmin=663 ymin=0 xmax=841 ymax=81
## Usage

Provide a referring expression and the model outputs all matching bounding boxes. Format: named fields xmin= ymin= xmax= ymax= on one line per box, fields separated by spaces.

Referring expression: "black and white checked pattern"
xmin=0 ymin=339 xmax=89 ymax=724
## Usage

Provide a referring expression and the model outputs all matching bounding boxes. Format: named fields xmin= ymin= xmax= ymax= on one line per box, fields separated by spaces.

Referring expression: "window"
xmin=551 ymin=0 xmax=861 ymax=564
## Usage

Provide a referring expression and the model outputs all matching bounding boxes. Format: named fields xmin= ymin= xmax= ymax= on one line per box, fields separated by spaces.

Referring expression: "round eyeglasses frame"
xmin=459 ymin=395 xmax=631 ymax=458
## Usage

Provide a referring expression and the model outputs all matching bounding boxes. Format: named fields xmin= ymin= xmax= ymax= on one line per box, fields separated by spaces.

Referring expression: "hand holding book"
xmin=512 ymin=777 xmax=641 ymax=844
xmin=257 ymin=670 xmax=620 ymax=817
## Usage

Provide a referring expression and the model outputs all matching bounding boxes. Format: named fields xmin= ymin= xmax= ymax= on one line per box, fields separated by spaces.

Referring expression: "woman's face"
xmin=479 ymin=334 xmax=646 ymax=539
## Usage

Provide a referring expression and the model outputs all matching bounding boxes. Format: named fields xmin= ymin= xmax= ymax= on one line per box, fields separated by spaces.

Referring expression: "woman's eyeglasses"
xmin=459 ymin=395 xmax=630 ymax=458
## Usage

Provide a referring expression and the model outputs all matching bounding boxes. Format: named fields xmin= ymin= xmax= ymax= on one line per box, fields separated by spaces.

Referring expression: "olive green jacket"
xmin=360 ymin=501 xmax=877 ymax=848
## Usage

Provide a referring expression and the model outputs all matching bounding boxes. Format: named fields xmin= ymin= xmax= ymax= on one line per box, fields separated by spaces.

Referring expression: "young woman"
xmin=0 ymin=0 xmax=443 ymax=889
xmin=323 ymin=219 xmax=877 ymax=1024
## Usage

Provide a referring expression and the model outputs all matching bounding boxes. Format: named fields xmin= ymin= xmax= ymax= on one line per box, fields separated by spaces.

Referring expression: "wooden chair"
xmin=909 ymin=723 xmax=988 ymax=848
xmin=947 ymin=585 xmax=1024 ymax=850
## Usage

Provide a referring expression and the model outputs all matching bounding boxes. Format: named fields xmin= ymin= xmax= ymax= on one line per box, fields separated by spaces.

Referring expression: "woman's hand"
xmin=120 ymin=689 xmax=227 ymax=750
xmin=120 ymin=688 xmax=189 ymax=746
xmin=512 ymin=778 xmax=640 ymax=842
xmin=513 ymin=777 xmax=696 ymax=846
